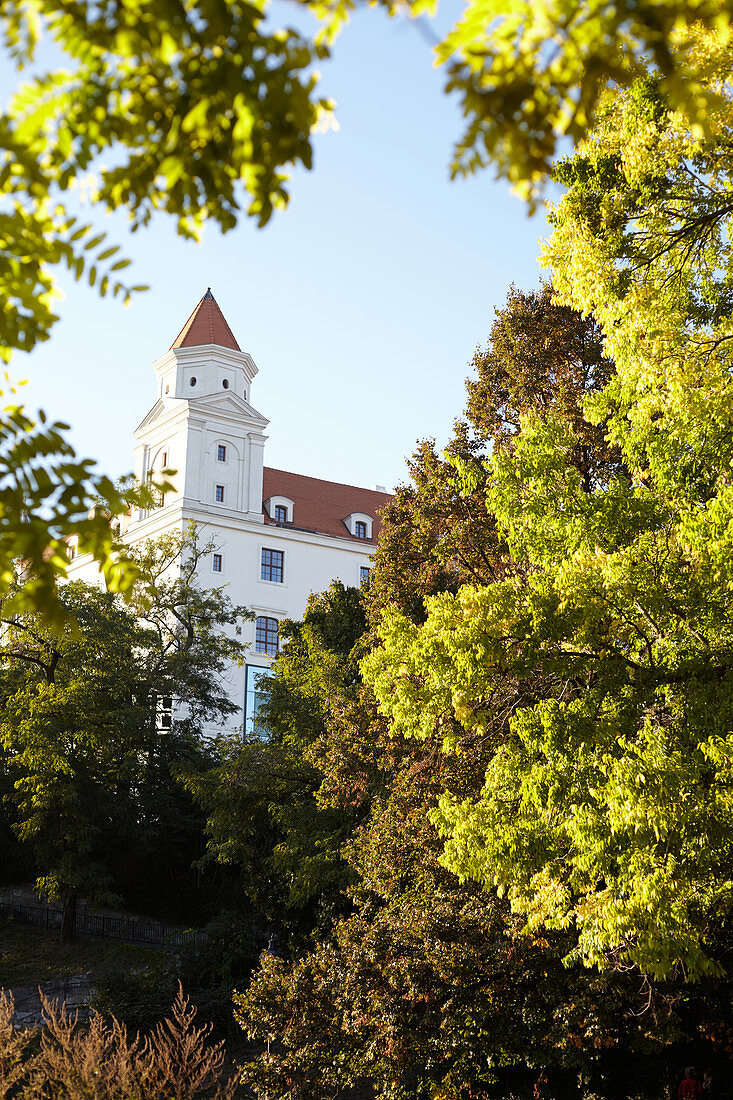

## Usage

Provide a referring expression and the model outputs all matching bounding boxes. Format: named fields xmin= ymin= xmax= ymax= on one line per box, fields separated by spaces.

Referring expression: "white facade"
xmin=67 ymin=291 xmax=391 ymax=735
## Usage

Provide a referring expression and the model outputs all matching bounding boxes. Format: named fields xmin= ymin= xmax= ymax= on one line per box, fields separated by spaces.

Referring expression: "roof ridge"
xmin=263 ymin=466 xmax=392 ymax=495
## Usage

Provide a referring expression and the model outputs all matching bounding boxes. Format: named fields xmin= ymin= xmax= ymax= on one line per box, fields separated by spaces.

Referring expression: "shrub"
xmin=0 ymin=983 xmax=240 ymax=1098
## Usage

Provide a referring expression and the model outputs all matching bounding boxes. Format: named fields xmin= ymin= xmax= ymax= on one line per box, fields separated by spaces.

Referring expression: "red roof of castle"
xmin=170 ymin=289 xmax=241 ymax=351
xmin=262 ymin=467 xmax=392 ymax=543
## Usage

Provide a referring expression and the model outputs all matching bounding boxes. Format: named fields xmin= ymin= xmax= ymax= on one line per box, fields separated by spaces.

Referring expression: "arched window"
xmin=255 ymin=616 xmax=278 ymax=656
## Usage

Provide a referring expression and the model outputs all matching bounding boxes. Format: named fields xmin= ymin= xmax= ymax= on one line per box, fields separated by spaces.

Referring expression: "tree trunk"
xmin=60 ymin=889 xmax=78 ymax=944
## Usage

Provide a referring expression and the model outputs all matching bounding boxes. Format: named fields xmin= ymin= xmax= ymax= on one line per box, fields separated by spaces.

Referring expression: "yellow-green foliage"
xmin=364 ymin=46 xmax=733 ymax=980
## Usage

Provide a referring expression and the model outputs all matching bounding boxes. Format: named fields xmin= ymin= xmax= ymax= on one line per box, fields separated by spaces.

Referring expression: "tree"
xmin=370 ymin=282 xmax=616 ymax=623
xmin=365 ymin=57 xmax=733 ymax=981
xmin=187 ymin=581 xmax=370 ymax=945
xmin=235 ymin=593 xmax=733 ymax=1100
xmin=0 ymin=525 xmax=248 ymax=940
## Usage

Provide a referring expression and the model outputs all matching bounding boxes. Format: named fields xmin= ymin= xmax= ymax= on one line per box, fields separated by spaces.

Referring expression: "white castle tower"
xmin=69 ymin=290 xmax=392 ymax=734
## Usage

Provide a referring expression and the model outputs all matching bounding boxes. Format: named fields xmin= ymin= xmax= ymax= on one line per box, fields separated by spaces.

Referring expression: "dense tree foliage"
xmin=371 ymin=283 xmax=616 ymax=622
xmin=187 ymin=581 xmax=370 ymax=946
xmin=366 ymin=45 xmax=733 ymax=983
xmin=224 ymin=286 xmax=733 ymax=1099
xmin=0 ymin=526 xmax=247 ymax=940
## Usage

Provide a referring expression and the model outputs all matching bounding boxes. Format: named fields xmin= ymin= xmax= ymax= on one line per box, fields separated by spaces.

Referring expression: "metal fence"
xmin=0 ymin=900 xmax=206 ymax=948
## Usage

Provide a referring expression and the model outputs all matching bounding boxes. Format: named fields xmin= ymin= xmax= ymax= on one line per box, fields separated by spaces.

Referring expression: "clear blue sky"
xmin=6 ymin=7 xmax=550 ymax=493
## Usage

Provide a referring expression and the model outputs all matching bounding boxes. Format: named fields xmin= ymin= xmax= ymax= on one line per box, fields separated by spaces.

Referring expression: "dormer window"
xmin=265 ymin=496 xmax=295 ymax=523
xmin=344 ymin=513 xmax=373 ymax=540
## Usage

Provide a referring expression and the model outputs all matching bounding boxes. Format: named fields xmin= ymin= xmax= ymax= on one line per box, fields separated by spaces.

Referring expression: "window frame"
xmin=260 ymin=547 xmax=284 ymax=583
xmin=215 ymin=484 xmax=225 ymax=503
xmin=213 ymin=553 xmax=223 ymax=573
xmin=274 ymin=504 xmax=288 ymax=523
xmin=255 ymin=616 xmax=279 ymax=657
xmin=217 ymin=444 xmax=227 ymax=462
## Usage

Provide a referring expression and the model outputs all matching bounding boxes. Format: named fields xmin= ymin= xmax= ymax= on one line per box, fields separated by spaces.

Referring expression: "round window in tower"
xmin=190 ymin=376 xmax=197 ymax=387
xmin=222 ymin=379 xmax=229 ymax=389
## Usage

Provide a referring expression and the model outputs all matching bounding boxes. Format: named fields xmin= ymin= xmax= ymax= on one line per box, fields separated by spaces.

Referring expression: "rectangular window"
xmin=360 ymin=566 xmax=371 ymax=585
xmin=261 ymin=548 xmax=284 ymax=583
xmin=162 ymin=451 xmax=168 ymax=468
xmin=245 ymin=665 xmax=271 ymax=737
xmin=274 ymin=504 xmax=287 ymax=523
xmin=355 ymin=520 xmax=367 ymax=539
xmin=157 ymin=695 xmax=173 ymax=731
xmin=213 ymin=553 xmax=222 ymax=573
xmin=215 ymin=484 xmax=225 ymax=503
xmin=217 ymin=444 xmax=226 ymax=462
xmin=255 ymin=616 xmax=279 ymax=656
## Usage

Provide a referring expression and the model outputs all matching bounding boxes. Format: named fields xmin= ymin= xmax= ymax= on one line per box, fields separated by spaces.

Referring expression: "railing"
xmin=0 ymin=900 xmax=206 ymax=948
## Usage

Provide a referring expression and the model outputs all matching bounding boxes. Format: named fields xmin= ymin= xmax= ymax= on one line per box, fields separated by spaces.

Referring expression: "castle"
xmin=67 ymin=290 xmax=392 ymax=734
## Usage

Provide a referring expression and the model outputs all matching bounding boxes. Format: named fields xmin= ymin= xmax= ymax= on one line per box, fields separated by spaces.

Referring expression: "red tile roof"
xmin=170 ymin=289 xmax=241 ymax=351
xmin=262 ymin=467 xmax=392 ymax=543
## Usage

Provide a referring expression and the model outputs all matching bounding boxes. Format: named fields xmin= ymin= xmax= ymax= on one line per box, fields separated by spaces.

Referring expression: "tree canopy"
xmin=0 ymin=525 xmax=247 ymax=940
xmin=365 ymin=48 xmax=733 ymax=981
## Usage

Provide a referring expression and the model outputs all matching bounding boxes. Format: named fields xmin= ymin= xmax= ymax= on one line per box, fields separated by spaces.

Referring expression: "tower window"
xmin=215 ymin=484 xmax=225 ymax=503
xmin=354 ymin=521 xmax=367 ymax=539
xmin=189 ymin=376 xmax=196 ymax=387
xmin=255 ymin=616 xmax=279 ymax=657
xmin=360 ymin=566 xmax=371 ymax=585
xmin=213 ymin=553 xmax=222 ymax=573
xmin=162 ymin=451 xmax=167 ymax=468
xmin=222 ymin=379 xmax=229 ymax=389
xmin=217 ymin=444 xmax=227 ymax=462
xmin=261 ymin=548 xmax=284 ymax=583
xmin=274 ymin=505 xmax=287 ymax=523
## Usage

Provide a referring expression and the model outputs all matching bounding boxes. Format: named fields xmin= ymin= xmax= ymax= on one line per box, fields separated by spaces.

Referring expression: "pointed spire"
xmin=170 ymin=289 xmax=241 ymax=351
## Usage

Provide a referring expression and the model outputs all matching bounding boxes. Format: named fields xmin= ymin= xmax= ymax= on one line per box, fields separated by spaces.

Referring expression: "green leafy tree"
xmin=370 ymin=282 xmax=616 ymax=624
xmin=0 ymin=526 xmax=248 ymax=940
xmin=187 ymin=581 xmax=369 ymax=945
xmin=232 ymin=294 xmax=728 ymax=1099
xmin=236 ymin=618 xmax=733 ymax=1100
xmin=365 ymin=52 xmax=733 ymax=981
